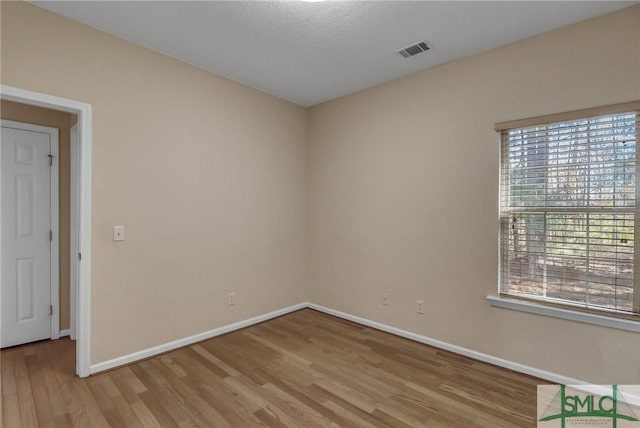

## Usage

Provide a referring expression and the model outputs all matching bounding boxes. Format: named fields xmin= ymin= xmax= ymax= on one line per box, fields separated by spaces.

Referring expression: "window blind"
xmin=499 ymin=111 xmax=639 ymax=314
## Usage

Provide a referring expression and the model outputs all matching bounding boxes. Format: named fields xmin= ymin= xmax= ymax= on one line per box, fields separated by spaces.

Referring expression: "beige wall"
xmin=1 ymin=1 xmax=309 ymax=364
xmin=309 ymin=5 xmax=640 ymax=383
xmin=1 ymin=100 xmax=75 ymax=331
xmin=2 ymin=1 xmax=639 ymax=383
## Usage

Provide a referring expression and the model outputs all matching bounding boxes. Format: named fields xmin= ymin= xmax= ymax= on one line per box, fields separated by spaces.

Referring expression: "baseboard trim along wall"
xmin=305 ymin=303 xmax=585 ymax=386
xmin=60 ymin=329 xmax=71 ymax=337
xmin=89 ymin=301 xmax=585 ymax=385
xmin=89 ymin=303 xmax=307 ymax=374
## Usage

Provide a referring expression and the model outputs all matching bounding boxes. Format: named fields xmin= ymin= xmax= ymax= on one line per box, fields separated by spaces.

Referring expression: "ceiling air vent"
xmin=398 ymin=42 xmax=430 ymax=58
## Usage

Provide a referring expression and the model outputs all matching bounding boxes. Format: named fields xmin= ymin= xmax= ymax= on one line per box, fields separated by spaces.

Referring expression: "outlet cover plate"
xmin=382 ymin=293 xmax=390 ymax=306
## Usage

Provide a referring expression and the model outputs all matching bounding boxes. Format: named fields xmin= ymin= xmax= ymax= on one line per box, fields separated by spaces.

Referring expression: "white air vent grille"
xmin=398 ymin=42 xmax=430 ymax=58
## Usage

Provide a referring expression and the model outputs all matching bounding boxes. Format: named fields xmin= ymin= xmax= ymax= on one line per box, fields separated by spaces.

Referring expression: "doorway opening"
xmin=0 ymin=86 xmax=92 ymax=377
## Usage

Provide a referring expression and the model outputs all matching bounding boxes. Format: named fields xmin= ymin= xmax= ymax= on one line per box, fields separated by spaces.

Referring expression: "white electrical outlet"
xmin=113 ymin=226 xmax=125 ymax=241
xmin=381 ymin=293 xmax=390 ymax=306
xmin=416 ymin=300 xmax=425 ymax=314
xmin=228 ymin=292 xmax=236 ymax=306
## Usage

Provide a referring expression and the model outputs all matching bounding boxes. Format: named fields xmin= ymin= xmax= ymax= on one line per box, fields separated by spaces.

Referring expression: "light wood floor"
xmin=2 ymin=309 xmax=544 ymax=427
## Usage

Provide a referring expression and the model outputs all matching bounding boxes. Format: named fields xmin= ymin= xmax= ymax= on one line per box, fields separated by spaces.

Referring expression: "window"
xmin=498 ymin=103 xmax=640 ymax=317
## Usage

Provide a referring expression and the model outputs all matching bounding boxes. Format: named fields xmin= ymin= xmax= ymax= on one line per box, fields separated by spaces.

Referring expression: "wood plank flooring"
xmin=1 ymin=309 xmax=544 ymax=427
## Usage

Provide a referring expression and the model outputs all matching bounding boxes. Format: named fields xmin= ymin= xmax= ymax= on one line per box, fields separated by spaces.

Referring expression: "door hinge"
xmin=78 ymin=252 xmax=82 ymax=261
xmin=49 ymin=305 xmax=53 ymax=316
xmin=49 ymin=230 xmax=53 ymax=241
xmin=48 ymin=154 xmax=54 ymax=166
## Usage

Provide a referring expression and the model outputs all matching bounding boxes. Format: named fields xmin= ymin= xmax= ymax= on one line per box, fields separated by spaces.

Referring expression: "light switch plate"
xmin=113 ymin=226 xmax=125 ymax=241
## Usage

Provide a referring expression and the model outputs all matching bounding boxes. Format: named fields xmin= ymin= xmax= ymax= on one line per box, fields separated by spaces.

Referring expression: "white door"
xmin=1 ymin=120 xmax=58 ymax=348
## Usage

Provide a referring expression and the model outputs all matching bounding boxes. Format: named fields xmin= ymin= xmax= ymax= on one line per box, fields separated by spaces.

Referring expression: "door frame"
xmin=70 ymin=123 xmax=79 ymax=342
xmin=1 ymin=85 xmax=92 ymax=377
xmin=1 ymin=119 xmax=60 ymax=342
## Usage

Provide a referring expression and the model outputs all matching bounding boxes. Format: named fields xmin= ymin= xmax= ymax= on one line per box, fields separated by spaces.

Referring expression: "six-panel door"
xmin=1 ymin=124 xmax=52 ymax=348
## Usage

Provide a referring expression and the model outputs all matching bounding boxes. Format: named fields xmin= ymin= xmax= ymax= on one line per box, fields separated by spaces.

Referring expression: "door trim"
xmin=70 ymin=123 xmax=79 ymax=342
xmin=1 ymin=119 xmax=60 ymax=342
xmin=1 ymin=85 xmax=92 ymax=378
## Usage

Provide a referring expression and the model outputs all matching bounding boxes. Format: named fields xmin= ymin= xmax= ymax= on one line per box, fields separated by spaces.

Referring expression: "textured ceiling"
xmin=32 ymin=1 xmax=636 ymax=107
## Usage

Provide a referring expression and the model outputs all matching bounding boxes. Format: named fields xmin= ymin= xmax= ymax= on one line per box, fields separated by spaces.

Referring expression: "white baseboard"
xmin=89 ymin=303 xmax=307 ymax=375
xmin=306 ymin=302 xmax=586 ymax=385
xmin=59 ymin=329 xmax=70 ymax=337
xmin=88 ymin=300 xmax=587 ymax=385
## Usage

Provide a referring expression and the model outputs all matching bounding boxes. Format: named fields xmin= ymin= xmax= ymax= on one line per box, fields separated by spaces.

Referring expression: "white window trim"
xmin=487 ymin=295 xmax=640 ymax=333
xmin=496 ymin=102 xmax=640 ymax=320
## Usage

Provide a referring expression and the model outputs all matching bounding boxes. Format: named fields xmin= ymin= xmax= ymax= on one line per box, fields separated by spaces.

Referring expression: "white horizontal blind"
xmin=500 ymin=111 xmax=639 ymax=313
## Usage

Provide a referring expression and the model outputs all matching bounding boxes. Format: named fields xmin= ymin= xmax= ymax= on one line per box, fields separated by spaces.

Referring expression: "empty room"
xmin=1 ymin=1 xmax=639 ymax=427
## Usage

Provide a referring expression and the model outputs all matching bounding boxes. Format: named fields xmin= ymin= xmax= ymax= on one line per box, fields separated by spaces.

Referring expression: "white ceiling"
xmin=32 ymin=1 xmax=636 ymax=107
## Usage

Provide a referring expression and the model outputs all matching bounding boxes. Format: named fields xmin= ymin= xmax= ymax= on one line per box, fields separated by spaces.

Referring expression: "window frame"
xmin=496 ymin=101 xmax=640 ymax=320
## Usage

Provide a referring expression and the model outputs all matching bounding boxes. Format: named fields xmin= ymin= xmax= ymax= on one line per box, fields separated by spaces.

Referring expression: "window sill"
xmin=486 ymin=295 xmax=640 ymax=333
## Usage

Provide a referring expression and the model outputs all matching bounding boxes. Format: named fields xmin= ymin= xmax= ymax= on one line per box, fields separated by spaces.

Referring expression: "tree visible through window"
xmin=499 ymin=108 xmax=639 ymax=315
